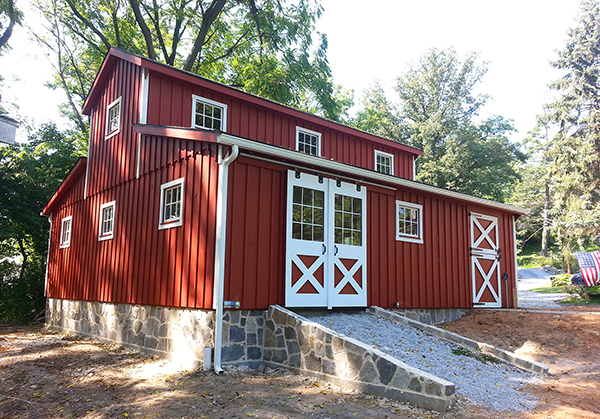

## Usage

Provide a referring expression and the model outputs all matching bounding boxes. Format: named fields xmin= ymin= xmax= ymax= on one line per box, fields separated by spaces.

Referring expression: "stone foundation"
xmin=46 ymin=299 xmax=461 ymax=410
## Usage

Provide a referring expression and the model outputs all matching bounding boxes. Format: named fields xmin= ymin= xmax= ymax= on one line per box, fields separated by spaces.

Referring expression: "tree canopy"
xmin=0 ymin=0 xmax=20 ymax=51
xmin=540 ymin=0 xmax=600 ymax=263
xmin=33 ymin=0 xmax=350 ymax=132
xmin=0 ymin=124 xmax=86 ymax=322
xmin=353 ymin=48 xmax=523 ymax=202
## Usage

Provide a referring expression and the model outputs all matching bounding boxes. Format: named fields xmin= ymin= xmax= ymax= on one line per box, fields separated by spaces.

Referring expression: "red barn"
xmin=43 ymin=48 xmax=525 ymax=369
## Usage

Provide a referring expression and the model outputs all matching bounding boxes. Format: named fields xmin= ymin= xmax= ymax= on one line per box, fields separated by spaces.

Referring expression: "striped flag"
xmin=574 ymin=251 xmax=600 ymax=286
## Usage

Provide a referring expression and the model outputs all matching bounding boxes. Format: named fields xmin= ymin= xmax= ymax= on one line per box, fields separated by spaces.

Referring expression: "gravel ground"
xmin=307 ymin=312 xmax=544 ymax=413
xmin=517 ymin=290 xmax=571 ymax=309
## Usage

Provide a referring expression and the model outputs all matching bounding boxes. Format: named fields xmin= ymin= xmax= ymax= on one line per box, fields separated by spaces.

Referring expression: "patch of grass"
xmin=561 ymin=297 xmax=600 ymax=306
xmin=530 ymin=285 xmax=570 ymax=294
xmin=451 ymin=347 xmax=499 ymax=364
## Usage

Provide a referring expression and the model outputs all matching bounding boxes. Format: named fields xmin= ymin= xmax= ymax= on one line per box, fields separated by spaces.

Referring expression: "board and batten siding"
xmin=146 ymin=72 xmax=415 ymax=180
xmin=45 ymin=137 xmax=220 ymax=310
xmin=222 ymin=158 xmax=518 ymax=310
xmin=86 ymin=59 xmax=143 ymax=197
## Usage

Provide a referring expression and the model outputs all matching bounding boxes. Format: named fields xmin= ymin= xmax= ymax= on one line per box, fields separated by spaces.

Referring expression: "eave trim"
xmin=216 ymin=133 xmax=528 ymax=216
xmin=42 ymin=157 xmax=88 ymax=216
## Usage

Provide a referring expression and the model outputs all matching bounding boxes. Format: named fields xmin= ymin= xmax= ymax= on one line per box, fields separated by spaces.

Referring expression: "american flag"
xmin=574 ymin=251 xmax=600 ymax=286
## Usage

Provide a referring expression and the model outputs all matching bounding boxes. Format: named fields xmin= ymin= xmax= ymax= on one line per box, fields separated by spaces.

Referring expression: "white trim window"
xmin=98 ymin=200 xmax=116 ymax=241
xmin=192 ymin=95 xmax=227 ymax=131
xmin=375 ymin=150 xmax=394 ymax=175
xmin=159 ymin=178 xmax=185 ymax=230
xmin=296 ymin=127 xmax=321 ymax=156
xmin=105 ymin=96 xmax=122 ymax=140
xmin=60 ymin=216 xmax=73 ymax=248
xmin=396 ymin=200 xmax=423 ymax=244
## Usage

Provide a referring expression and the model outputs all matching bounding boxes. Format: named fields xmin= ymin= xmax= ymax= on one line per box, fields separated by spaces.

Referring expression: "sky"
xmin=0 ymin=0 xmax=583 ymax=143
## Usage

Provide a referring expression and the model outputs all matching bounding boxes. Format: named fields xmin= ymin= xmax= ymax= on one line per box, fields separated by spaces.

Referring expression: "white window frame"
xmin=395 ymin=200 xmax=423 ymax=244
xmin=295 ymin=127 xmax=321 ymax=157
xmin=105 ymin=96 xmax=122 ymax=140
xmin=60 ymin=216 xmax=73 ymax=249
xmin=375 ymin=150 xmax=394 ymax=175
xmin=159 ymin=177 xmax=185 ymax=230
xmin=192 ymin=95 xmax=228 ymax=131
xmin=98 ymin=200 xmax=116 ymax=241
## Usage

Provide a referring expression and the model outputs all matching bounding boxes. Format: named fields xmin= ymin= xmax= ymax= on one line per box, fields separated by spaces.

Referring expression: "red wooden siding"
xmin=46 ymin=138 xmax=220 ymax=309
xmin=86 ymin=60 xmax=143 ymax=196
xmin=222 ymin=159 xmax=518 ymax=310
xmin=224 ymin=157 xmax=287 ymax=308
xmin=146 ymin=72 xmax=415 ymax=180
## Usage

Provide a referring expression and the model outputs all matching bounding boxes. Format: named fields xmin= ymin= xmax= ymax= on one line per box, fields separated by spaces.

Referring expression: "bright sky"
xmin=317 ymin=0 xmax=582 ymax=141
xmin=1 ymin=0 xmax=582 ymax=143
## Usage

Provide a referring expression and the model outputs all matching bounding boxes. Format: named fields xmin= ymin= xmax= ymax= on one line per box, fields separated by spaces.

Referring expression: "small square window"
xmin=60 ymin=216 xmax=73 ymax=248
xmin=375 ymin=150 xmax=394 ymax=175
xmin=192 ymin=95 xmax=227 ymax=131
xmin=396 ymin=201 xmax=423 ymax=244
xmin=98 ymin=201 xmax=116 ymax=241
xmin=105 ymin=97 xmax=122 ymax=140
xmin=159 ymin=178 xmax=185 ymax=230
xmin=296 ymin=127 xmax=321 ymax=156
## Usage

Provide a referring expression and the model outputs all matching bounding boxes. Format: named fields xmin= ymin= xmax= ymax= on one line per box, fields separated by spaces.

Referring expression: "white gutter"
xmin=217 ymin=133 xmax=528 ymax=215
xmin=212 ymin=142 xmax=239 ymax=374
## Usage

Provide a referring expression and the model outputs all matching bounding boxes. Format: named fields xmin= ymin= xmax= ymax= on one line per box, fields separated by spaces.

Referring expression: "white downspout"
xmin=213 ymin=143 xmax=239 ymax=374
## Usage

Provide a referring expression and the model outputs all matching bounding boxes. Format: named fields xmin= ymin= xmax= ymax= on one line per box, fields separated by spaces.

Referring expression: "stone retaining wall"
xmin=391 ymin=308 xmax=469 ymax=324
xmin=263 ymin=305 xmax=456 ymax=411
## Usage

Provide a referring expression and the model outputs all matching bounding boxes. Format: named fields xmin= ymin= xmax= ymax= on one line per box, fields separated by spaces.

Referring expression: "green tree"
xmin=32 ymin=0 xmax=350 ymax=133
xmin=0 ymin=124 xmax=86 ymax=323
xmin=0 ymin=0 xmax=21 ymax=51
xmin=353 ymin=48 xmax=523 ymax=201
xmin=543 ymin=0 xmax=600 ymax=269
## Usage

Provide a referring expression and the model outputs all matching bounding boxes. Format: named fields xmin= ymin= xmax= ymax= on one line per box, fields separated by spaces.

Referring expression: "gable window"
xmin=375 ymin=150 xmax=394 ymax=175
xmin=105 ymin=96 xmax=122 ymax=140
xmin=60 ymin=216 xmax=73 ymax=248
xmin=98 ymin=201 xmax=116 ymax=241
xmin=296 ymin=127 xmax=321 ymax=156
xmin=396 ymin=201 xmax=423 ymax=244
xmin=192 ymin=95 xmax=227 ymax=131
xmin=159 ymin=178 xmax=184 ymax=230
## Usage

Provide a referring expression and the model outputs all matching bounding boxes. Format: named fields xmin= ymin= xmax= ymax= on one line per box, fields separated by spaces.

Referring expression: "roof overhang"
xmin=42 ymin=157 xmax=88 ymax=216
xmin=216 ymin=133 xmax=528 ymax=216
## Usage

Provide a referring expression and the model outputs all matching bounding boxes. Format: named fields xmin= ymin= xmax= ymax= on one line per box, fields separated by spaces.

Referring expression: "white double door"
xmin=285 ymin=171 xmax=367 ymax=309
xmin=470 ymin=212 xmax=502 ymax=308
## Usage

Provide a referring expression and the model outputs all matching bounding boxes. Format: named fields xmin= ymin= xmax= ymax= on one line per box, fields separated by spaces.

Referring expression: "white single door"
xmin=470 ymin=212 xmax=502 ymax=308
xmin=285 ymin=171 xmax=367 ymax=308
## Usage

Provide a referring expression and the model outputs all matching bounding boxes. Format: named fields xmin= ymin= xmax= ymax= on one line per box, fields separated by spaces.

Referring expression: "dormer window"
xmin=375 ymin=150 xmax=394 ymax=175
xmin=105 ymin=97 xmax=122 ymax=140
xmin=192 ymin=95 xmax=227 ymax=131
xmin=296 ymin=127 xmax=321 ymax=156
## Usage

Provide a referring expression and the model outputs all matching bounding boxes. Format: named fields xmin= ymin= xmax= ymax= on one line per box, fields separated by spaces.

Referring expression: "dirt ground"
xmin=1 ymin=306 xmax=599 ymax=419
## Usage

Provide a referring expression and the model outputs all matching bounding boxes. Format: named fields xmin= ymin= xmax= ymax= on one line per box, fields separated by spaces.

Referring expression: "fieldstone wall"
xmin=262 ymin=305 xmax=456 ymax=411
xmin=46 ymin=298 xmax=215 ymax=368
xmin=390 ymin=308 xmax=469 ymax=324
xmin=220 ymin=310 xmax=265 ymax=369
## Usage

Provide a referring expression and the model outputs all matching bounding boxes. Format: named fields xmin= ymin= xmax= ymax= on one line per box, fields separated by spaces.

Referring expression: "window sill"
xmin=396 ymin=235 xmax=423 ymax=244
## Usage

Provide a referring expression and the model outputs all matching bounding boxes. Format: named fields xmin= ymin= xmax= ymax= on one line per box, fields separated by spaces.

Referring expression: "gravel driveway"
xmin=517 ymin=268 xmax=570 ymax=309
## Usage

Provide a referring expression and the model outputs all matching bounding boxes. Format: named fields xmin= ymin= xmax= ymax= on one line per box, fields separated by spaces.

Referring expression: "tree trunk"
xmin=541 ymin=181 xmax=550 ymax=257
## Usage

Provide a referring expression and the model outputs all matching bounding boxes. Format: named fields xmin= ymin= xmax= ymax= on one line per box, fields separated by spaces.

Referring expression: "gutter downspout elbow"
xmin=213 ymin=144 xmax=239 ymax=375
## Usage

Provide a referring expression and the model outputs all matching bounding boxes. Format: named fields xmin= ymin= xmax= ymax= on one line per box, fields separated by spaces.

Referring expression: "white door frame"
xmin=285 ymin=171 xmax=367 ymax=308
xmin=470 ymin=212 xmax=502 ymax=308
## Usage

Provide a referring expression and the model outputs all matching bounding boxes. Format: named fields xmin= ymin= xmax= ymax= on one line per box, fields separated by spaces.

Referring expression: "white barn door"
xmin=470 ymin=212 xmax=502 ymax=308
xmin=285 ymin=171 xmax=367 ymax=308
